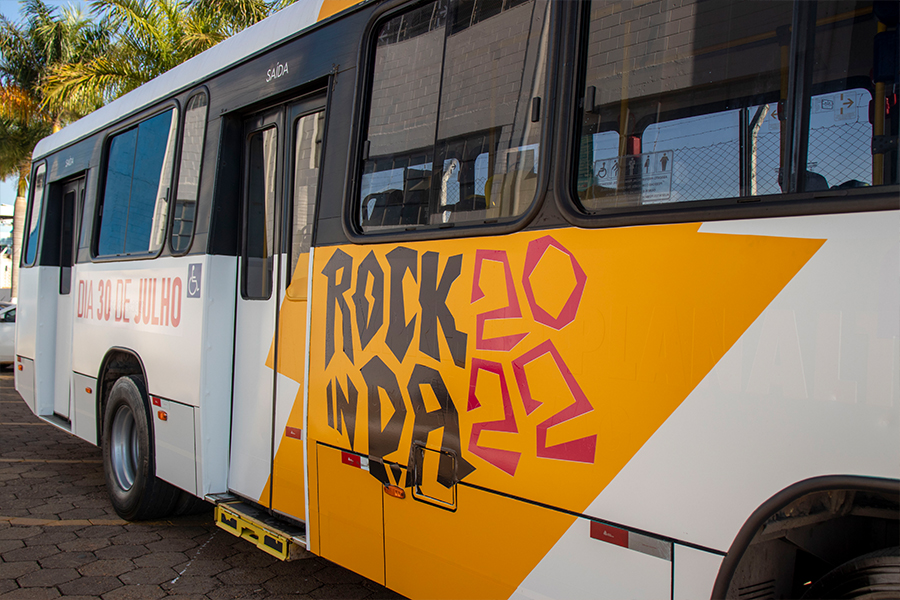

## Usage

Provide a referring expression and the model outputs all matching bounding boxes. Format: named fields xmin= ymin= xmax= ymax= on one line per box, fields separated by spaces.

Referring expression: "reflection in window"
xmin=244 ymin=127 xmax=278 ymax=299
xmin=290 ymin=111 xmax=324 ymax=281
xmin=171 ymin=93 xmax=208 ymax=253
xmin=360 ymin=0 xmax=549 ymax=231
xmin=23 ymin=164 xmax=46 ymax=265
xmin=576 ymin=0 xmax=894 ymax=212
xmin=97 ymin=109 xmax=177 ymax=256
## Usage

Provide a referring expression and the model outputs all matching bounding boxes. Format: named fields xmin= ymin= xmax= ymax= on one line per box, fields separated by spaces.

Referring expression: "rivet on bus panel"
xmin=384 ymin=485 xmax=405 ymax=499
xmin=157 ymin=411 xmax=168 ymax=421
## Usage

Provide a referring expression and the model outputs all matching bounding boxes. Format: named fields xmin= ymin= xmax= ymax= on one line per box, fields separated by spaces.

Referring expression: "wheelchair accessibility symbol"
xmin=187 ymin=263 xmax=202 ymax=299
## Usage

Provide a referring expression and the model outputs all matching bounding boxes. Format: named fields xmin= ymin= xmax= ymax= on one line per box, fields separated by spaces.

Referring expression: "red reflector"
xmin=151 ymin=397 xmax=161 ymax=406
xmin=590 ymin=521 xmax=629 ymax=548
xmin=17 ymin=356 xmax=21 ymax=362
xmin=341 ymin=452 xmax=361 ymax=468
xmin=285 ymin=426 xmax=302 ymax=440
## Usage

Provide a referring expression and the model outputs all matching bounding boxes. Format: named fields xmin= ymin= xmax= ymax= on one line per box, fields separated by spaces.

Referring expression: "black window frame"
xmin=92 ymin=100 xmax=182 ymax=262
xmin=21 ymin=161 xmax=48 ymax=268
xmin=558 ymin=0 xmax=900 ymax=230
xmin=343 ymin=0 xmax=560 ymax=244
xmin=168 ymin=88 xmax=210 ymax=257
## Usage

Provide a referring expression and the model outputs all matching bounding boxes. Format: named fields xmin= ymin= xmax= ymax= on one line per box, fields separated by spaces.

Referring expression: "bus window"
xmin=96 ymin=108 xmax=178 ymax=257
xmin=243 ymin=126 xmax=278 ymax=299
xmin=359 ymin=0 xmax=550 ymax=231
xmin=575 ymin=0 xmax=895 ymax=212
xmin=289 ymin=110 xmax=324 ymax=281
xmin=171 ymin=93 xmax=208 ymax=254
xmin=23 ymin=163 xmax=46 ymax=266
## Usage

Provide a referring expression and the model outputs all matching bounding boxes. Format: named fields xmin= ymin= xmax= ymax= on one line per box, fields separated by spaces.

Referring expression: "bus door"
xmin=229 ymin=94 xmax=326 ymax=519
xmin=53 ymin=177 xmax=83 ymax=420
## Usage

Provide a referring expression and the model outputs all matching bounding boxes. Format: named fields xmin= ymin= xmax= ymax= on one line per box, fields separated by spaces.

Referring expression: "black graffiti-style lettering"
xmin=322 ymin=249 xmax=354 ymax=367
xmin=360 ymin=356 xmax=407 ymax=486
xmin=419 ymin=252 xmax=467 ymax=368
xmin=406 ymin=365 xmax=475 ymax=488
xmin=352 ymin=252 xmax=384 ymax=352
xmin=333 ymin=376 xmax=358 ymax=449
xmin=386 ymin=247 xmax=418 ymax=363
xmin=326 ymin=379 xmax=335 ymax=429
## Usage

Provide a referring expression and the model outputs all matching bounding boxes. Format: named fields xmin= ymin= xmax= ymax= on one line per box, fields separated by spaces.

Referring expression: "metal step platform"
xmin=207 ymin=494 xmax=307 ymax=561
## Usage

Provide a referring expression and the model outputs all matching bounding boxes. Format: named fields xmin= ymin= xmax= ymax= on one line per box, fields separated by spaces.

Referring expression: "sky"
xmin=0 ymin=0 xmax=87 ymax=209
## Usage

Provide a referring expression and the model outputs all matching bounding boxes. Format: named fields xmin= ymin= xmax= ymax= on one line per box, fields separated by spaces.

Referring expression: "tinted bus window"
xmin=575 ymin=0 xmax=894 ymax=211
xmin=171 ymin=93 xmax=208 ymax=254
xmin=97 ymin=109 xmax=177 ymax=257
xmin=360 ymin=0 xmax=550 ymax=231
xmin=23 ymin=164 xmax=46 ymax=266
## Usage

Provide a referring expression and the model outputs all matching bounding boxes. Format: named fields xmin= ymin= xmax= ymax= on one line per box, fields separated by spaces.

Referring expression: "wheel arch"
xmin=96 ymin=347 xmax=150 ymax=447
xmin=711 ymin=475 xmax=900 ymax=599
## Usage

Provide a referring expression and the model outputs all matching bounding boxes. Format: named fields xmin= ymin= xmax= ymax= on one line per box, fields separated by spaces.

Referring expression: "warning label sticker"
xmin=593 ymin=150 xmax=674 ymax=203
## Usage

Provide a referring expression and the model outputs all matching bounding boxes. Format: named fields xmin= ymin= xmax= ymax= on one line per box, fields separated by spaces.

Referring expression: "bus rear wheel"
xmin=102 ymin=375 xmax=179 ymax=520
xmin=802 ymin=547 xmax=900 ymax=599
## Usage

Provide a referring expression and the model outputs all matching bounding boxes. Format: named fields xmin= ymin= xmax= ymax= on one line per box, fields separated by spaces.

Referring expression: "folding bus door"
xmin=229 ymin=107 xmax=284 ymax=507
xmin=53 ymin=177 xmax=83 ymax=422
xmin=269 ymin=96 xmax=326 ymax=521
xmin=229 ymin=94 xmax=326 ymax=520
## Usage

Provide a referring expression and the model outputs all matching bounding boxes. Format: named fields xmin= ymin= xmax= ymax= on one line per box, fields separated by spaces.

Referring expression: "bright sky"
xmin=0 ymin=0 xmax=87 ymax=207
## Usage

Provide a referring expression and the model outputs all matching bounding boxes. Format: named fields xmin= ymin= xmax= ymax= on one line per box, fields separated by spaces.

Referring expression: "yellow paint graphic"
xmin=317 ymin=0 xmax=360 ymax=21
xmin=296 ymin=224 xmax=823 ymax=599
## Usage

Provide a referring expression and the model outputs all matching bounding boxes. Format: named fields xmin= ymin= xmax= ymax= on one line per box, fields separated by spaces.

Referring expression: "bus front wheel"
xmin=101 ymin=375 xmax=179 ymax=520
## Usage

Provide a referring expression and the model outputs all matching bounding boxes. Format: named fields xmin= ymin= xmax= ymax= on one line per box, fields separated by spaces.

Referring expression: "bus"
xmin=15 ymin=0 xmax=899 ymax=598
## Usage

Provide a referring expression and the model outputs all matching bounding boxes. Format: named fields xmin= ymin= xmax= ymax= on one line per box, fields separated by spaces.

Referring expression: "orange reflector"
xmin=17 ymin=365 xmax=22 ymax=371
xmin=384 ymin=485 xmax=405 ymax=499
xmin=85 ymin=387 xmax=92 ymax=394
xmin=157 ymin=411 xmax=168 ymax=421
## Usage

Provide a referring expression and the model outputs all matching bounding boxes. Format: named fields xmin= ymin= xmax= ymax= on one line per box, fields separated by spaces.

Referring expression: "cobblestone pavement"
xmin=0 ymin=372 xmax=403 ymax=599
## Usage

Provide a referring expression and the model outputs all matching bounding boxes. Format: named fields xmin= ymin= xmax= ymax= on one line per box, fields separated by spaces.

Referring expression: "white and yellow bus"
xmin=16 ymin=0 xmax=899 ymax=597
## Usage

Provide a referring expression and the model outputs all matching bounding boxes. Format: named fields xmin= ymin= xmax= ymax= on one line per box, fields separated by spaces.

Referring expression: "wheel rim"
xmin=110 ymin=404 xmax=139 ymax=491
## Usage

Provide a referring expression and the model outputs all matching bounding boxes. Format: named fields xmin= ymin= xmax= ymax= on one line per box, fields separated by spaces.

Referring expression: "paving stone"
xmin=0 ymin=587 xmax=61 ymax=599
xmin=307 ymin=584 xmax=371 ymax=599
xmin=131 ymin=551 xmax=187 ymax=569
xmin=57 ymin=538 xmax=110 ymax=552
xmin=0 ymin=527 xmax=42 ymax=540
xmin=57 ymin=576 xmax=124 ymax=596
xmin=22 ymin=531 xmax=77 ymax=546
xmin=0 ymin=561 xmax=39 ymax=580
xmin=206 ymin=585 xmax=271 ymax=600
xmin=217 ymin=566 xmax=278 ymax=586
xmin=16 ymin=567 xmax=80 ymax=587
xmin=225 ymin=551 xmax=278 ymax=569
xmin=75 ymin=525 xmax=126 ymax=539
xmin=143 ymin=538 xmax=197 ymax=553
xmin=0 ymin=581 xmax=15 ymax=595
xmin=118 ymin=566 xmax=179 ymax=586
xmin=39 ymin=551 xmax=96 ymax=569
xmin=100 ymin=585 xmax=166 ymax=600
xmin=313 ymin=565 xmax=366 ymax=585
xmin=94 ymin=544 xmax=149 ymax=560
xmin=1 ymin=545 xmax=60 ymax=562
xmin=0 ymin=539 xmax=24 ymax=553
xmin=264 ymin=574 xmax=322 ymax=595
xmin=109 ymin=531 xmax=160 ymax=546
xmin=161 ymin=574 xmax=221 ymax=595
xmin=78 ymin=558 xmax=136 ymax=577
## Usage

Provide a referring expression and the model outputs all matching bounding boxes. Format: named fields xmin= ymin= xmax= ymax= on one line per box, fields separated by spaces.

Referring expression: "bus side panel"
xmin=15 ymin=266 xmax=39 ymax=360
xmin=305 ymin=221 xmax=824 ymax=597
xmin=27 ymin=266 xmax=61 ymax=418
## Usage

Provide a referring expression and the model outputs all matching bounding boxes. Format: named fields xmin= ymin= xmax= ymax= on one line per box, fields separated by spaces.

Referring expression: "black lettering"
xmin=419 ymin=252 xmax=467 ymax=368
xmin=326 ymin=379 xmax=335 ymax=429
xmin=322 ymin=249 xmax=354 ymax=367
xmin=361 ymin=356 xmax=407 ymax=486
xmin=352 ymin=252 xmax=384 ymax=352
xmin=334 ymin=376 xmax=358 ymax=449
xmin=386 ymin=247 xmax=417 ymax=363
xmin=406 ymin=364 xmax=474 ymax=488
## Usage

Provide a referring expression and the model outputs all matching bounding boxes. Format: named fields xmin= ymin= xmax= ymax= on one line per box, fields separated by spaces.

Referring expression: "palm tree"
xmin=41 ymin=0 xmax=275 ymax=106
xmin=0 ymin=0 xmax=108 ymax=298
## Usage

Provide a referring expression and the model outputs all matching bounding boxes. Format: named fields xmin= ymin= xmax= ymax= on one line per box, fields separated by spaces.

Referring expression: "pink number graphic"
xmin=512 ymin=340 xmax=597 ymax=464
xmin=471 ymin=249 xmax=528 ymax=352
xmin=522 ymin=236 xmax=587 ymax=330
xmin=467 ymin=359 xmax=521 ymax=476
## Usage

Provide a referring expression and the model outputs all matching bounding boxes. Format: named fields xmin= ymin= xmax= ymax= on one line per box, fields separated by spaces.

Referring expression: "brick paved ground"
xmin=0 ymin=371 xmax=402 ymax=599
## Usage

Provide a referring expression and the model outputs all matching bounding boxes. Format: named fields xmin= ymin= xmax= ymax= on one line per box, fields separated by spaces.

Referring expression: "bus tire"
xmin=801 ymin=546 xmax=900 ymax=599
xmin=172 ymin=490 xmax=210 ymax=516
xmin=101 ymin=375 xmax=179 ymax=520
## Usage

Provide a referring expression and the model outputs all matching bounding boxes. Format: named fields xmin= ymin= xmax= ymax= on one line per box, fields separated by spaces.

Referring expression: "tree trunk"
xmin=11 ymin=176 xmax=27 ymax=301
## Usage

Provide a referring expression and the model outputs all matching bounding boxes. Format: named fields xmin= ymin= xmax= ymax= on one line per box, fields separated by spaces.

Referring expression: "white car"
xmin=0 ymin=305 xmax=16 ymax=366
